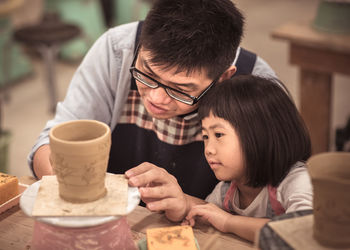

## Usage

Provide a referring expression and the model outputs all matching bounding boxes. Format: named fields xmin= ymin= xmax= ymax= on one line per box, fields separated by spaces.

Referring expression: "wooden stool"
xmin=14 ymin=12 xmax=80 ymax=113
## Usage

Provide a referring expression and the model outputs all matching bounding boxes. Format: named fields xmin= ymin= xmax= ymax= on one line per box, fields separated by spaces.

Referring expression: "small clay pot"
xmin=49 ymin=120 xmax=111 ymax=203
xmin=307 ymin=152 xmax=350 ymax=248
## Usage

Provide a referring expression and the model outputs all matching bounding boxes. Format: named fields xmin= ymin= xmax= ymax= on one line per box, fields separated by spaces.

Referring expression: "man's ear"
xmin=218 ymin=66 xmax=236 ymax=82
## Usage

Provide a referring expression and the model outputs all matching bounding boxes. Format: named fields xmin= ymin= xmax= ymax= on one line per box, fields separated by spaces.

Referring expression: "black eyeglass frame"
xmin=129 ymin=45 xmax=219 ymax=106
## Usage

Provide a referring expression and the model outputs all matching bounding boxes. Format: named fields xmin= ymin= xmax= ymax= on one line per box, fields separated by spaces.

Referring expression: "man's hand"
xmin=125 ymin=162 xmax=189 ymax=222
xmin=33 ymin=145 xmax=54 ymax=179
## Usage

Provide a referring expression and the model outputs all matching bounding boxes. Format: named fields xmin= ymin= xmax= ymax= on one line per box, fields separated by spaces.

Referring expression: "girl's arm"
xmin=166 ymin=194 xmax=207 ymax=222
xmin=184 ymin=203 xmax=269 ymax=242
xmin=224 ymin=212 xmax=270 ymax=242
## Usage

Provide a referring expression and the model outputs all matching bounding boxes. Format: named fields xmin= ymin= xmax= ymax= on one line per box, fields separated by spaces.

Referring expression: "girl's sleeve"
xmin=205 ymin=181 xmax=227 ymax=208
xmin=277 ymin=164 xmax=313 ymax=213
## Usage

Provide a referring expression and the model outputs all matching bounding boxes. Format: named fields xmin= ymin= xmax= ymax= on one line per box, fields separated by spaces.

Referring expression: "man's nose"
xmin=149 ymin=87 xmax=172 ymax=104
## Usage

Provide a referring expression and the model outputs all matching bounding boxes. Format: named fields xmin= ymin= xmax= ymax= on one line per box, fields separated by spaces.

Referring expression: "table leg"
xmin=39 ymin=45 xmax=59 ymax=113
xmin=299 ymin=69 xmax=332 ymax=154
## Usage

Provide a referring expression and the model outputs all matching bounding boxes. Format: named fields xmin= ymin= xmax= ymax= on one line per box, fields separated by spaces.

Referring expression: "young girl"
xmin=183 ymin=75 xmax=313 ymax=242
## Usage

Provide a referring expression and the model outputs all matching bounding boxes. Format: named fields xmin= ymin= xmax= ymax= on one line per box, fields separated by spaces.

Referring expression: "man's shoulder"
xmin=253 ymin=55 xmax=277 ymax=79
xmin=232 ymin=47 xmax=277 ymax=79
xmin=105 ymin=21 xmax=139 ymax=51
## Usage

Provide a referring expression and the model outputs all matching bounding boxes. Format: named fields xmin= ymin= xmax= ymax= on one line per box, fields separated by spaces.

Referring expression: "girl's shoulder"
xmin=278 ymin=161 xmax=310 ymax=188
xmin=277 ymin=161 xmax=313 ymax=212
xmin=205 ymin=181 xmax=231 ymax=208
xmin=285 ymin=161 xmax=308 ymax=178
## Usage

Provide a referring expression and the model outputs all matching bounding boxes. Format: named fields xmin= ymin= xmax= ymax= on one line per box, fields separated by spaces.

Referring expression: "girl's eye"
xmin=215 ymin=133 xmax=224 ymax=138
xmin=202 ymin=134 xmax=208 ymax=140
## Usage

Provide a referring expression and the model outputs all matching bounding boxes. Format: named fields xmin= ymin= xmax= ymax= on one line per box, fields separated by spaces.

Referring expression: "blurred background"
xmin=0 ymin=0 xmax=349 ymax=177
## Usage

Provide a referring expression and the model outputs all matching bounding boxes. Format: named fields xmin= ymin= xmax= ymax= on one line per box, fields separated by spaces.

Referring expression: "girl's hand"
xmin=184 ymin=203 xmax=232 ymax=233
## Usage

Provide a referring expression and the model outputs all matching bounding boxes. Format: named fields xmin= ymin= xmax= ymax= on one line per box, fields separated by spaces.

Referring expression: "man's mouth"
xmin=145 ymin=99 xmax=169 ymax=115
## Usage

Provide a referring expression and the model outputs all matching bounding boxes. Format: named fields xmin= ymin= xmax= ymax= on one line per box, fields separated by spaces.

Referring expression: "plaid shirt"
xmin=119 ymin=90 xmax=203 ymax=145
xmin=107 ymin=89 xmax=217 ymax=199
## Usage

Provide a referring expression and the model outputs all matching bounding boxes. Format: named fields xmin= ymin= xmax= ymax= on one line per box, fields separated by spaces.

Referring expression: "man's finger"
xmin=139 ymin=185 xmax=177 ymax=199
xmin=125 ymin=162 xmax=155 ymax=178
xmin=128 ymin=166 xmax=174 ymax=187
xmin=146 ymin=197 xmax=183 ymax=212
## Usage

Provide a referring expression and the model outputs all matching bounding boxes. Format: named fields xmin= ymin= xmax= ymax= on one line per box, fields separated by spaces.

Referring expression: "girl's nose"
xmin=205 ymin=140 xmax=216 ymax=156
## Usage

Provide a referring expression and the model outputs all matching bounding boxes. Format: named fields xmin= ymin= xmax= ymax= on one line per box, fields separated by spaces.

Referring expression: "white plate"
xmin=0 ymin=184 xmax=28 ymax=214
xmin=20 ymin=176 xmax=140 ymax=228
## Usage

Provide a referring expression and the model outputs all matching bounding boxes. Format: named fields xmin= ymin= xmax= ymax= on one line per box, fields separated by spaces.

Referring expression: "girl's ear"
xmin=218 ymin=66 xmax=236 ymax=82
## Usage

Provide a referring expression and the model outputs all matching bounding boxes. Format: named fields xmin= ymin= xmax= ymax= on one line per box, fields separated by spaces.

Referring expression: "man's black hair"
xmin=140 ymin=0 xmax=244 ymax=79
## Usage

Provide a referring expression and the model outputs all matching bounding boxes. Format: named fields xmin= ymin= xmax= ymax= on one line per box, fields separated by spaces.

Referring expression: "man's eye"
xmin=176 ymin=88 xmax=186 ymax=92
xmin=202 ymin=134 xmax=208 ymax=140
xmin=135 ymin=72 xmax=143 ymax=79
xmin=171 ymin=85 xmax=188 ymax=93
xmin=215 ymin=133 xmax=224 ymax=138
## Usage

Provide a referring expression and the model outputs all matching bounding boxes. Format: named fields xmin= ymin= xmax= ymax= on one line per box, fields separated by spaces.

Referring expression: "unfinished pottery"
xmin=49 ymin=120 xmax=111 ymax=203
xmin=307 ymin=152 xmax=350 ymax=248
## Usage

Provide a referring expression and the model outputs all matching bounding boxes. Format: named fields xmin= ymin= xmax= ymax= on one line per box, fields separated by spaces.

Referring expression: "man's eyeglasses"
xmin=129 ymin=45 xmax=218 ymax=106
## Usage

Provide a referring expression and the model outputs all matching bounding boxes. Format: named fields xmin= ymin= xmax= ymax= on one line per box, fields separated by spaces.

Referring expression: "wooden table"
xmin=0 ymin=178 xmax=255 ymax=250
xmin=271 ymin=21 xmax=350 ymax=154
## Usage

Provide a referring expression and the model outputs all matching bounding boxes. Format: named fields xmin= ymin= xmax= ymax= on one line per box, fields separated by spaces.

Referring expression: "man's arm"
xmin=28 ymin=24 xmax=136 ymax=176
xmin=32 ymin=145 xmax=53 ymax=179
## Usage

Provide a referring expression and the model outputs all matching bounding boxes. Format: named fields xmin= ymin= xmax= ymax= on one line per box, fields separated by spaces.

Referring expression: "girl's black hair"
xmin=198 ymin=75 xmax=311 ymax=187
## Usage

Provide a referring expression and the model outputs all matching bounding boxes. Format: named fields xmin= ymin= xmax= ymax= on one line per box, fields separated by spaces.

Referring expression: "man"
xmin=29 ymin=0 xmax=276 ymax=221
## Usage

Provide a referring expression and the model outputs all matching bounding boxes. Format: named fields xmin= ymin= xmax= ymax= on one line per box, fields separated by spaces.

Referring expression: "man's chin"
xmin=142 ymin=98 xmax=196 ymax=120
xmin=151 ymin=114 xmax=172 ymax=120
xmin=144 ymin=107 xmax=174 ymax=120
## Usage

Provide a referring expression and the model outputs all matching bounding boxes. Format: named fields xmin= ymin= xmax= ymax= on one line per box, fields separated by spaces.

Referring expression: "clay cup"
xmin=307 ymin=152 xmax=350 ymax=248
xmin=49 ymin=120 xmax=111 ymax=203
